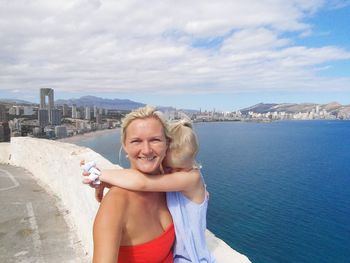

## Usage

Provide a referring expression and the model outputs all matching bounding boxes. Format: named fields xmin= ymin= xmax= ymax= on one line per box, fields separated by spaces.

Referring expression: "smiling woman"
xmin=92 ymin=105 xmax=174 ymax=263
xmin=121 ymin=116 xmax=169 ymax=175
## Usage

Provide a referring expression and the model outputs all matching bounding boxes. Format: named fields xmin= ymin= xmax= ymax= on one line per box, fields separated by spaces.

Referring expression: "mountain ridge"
xmin=55 ymin=95 xmax=146 ymax=110
xmin=240 ymin=102 xmax=350 ymax=114
xmin=1 ymin=97 xmax=349 ymax=114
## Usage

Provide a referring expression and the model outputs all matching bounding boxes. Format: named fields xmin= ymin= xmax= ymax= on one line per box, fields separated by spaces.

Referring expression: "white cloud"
xmin=0 ymin=0 xmax=349 ymax=97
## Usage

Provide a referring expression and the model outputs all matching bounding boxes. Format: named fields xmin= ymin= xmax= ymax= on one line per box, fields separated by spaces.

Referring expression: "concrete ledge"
xmin=0 ymin=142 xmax=10 ymax=163
xmin=0 ymin=137 xmax=251 ymax=262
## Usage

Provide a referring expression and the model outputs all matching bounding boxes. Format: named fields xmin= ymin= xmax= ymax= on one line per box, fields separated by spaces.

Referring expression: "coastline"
xmin=58 ymin=128 xmax=119 ymax=143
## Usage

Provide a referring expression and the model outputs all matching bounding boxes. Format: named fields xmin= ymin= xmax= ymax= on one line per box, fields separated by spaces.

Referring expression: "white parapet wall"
xmin=0 ymin=137 xmax=251 ymax=263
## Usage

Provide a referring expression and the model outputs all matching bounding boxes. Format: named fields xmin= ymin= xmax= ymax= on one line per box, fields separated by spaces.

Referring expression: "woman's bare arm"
xmin=93 ymin=187 xmax=126 ymax=263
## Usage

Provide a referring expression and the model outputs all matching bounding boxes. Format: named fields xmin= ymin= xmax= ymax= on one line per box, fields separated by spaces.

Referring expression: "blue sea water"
xmin=71 ymin=120 xmax=350 ymax=263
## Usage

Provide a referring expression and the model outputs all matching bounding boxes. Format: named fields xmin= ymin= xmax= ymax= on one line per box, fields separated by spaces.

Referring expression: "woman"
xmin=92 ymin=106 xmax=174 ymax=262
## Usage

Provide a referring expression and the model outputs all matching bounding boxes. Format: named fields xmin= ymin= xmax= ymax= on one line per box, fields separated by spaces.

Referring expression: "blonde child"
xmin=84 ymin=119 xmax=215 ymax=262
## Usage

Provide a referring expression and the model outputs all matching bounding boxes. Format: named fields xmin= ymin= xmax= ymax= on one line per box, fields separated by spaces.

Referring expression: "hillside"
xmin=240 ymin=102 xmax=350 ymax=115
xmin=55 ymin=96 xmax=145 ymax=110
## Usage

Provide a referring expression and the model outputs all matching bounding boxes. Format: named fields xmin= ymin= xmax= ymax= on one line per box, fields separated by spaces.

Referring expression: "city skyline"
xmin=1 ymin=86 xmax=349 ymax=142
xmin=1 ymin=1 xmax=350 ymax=111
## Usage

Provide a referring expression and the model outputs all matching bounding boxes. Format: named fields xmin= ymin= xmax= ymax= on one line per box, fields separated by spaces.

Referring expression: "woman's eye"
xmin=130 ymin=139 xmax=141 ymax=144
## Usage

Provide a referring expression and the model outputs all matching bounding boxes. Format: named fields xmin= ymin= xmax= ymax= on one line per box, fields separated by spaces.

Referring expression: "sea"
xmin=70 ymin=120 xmax=350 ymax=263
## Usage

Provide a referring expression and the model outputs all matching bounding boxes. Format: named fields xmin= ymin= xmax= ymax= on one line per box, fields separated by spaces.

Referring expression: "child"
xmin=84 ymin=119 xmax=215 ymax=262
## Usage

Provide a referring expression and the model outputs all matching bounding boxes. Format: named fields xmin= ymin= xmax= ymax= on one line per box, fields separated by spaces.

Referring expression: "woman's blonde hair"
xmin=167 ymin=118 xmax=199 ymax=168
xmin=121 ymin=105 xmax=170 ymax=144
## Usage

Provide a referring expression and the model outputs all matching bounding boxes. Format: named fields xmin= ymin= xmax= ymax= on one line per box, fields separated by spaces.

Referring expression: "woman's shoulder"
xmin=94 ymin=187 xmax=131 ymax=234
xmin=99 ymin=186 xmax=131 ymax=210
xmin=101 ymin=186 xmax=148 ymax=209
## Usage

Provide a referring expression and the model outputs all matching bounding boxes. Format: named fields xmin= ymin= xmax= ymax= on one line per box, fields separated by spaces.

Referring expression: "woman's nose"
xmin=141 ymin=141 xmax=152 ymax=154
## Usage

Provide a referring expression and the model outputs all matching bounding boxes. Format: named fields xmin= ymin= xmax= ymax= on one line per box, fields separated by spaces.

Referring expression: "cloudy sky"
xmin=1 ymin=0 xmax=350 ymax=110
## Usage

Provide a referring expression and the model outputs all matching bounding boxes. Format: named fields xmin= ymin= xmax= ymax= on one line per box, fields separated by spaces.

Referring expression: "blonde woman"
xmin=92 ymin=106 xmax=174 ymax=262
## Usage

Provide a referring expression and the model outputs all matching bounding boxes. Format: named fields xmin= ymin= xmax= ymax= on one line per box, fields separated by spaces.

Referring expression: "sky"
xmin=1 ymin=0 xmax=350 ymax=111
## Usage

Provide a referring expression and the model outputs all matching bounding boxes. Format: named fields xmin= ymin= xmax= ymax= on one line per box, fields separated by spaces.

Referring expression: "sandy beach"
xmin=58 ymin=128 xmax=120 ymax=143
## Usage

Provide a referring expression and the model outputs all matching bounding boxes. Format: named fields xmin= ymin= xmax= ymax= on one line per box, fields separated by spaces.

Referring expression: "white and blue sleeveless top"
xmin=166 ymin=179 xmax=216 ymax=263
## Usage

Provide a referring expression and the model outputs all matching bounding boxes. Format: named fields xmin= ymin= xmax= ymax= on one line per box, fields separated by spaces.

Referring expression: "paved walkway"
xmin=0 ymin=164 xmax=86 ymax=263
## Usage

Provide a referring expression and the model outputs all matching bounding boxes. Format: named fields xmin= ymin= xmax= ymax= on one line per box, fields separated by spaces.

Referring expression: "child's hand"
xmin=80 ymin=160 xmax=96 ymax=172
xmin=82 ymin=168 xmax=101 ymax=184
xmin=80 ymin=160 xmax=101 ymax=185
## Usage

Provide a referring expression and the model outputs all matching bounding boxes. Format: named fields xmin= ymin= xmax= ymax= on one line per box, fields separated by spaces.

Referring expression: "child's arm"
xmin=100 ymin=168 xmax=202 ymax=193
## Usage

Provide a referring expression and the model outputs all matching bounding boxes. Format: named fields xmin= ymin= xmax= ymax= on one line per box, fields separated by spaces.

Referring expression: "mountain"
xmin=55 ymin=96 xmax=146 ymax=110
xmin=0 ymin=95 xmax=196 ymax=112
xmin=323 ymin=101 xmax=342 ymax=112
xmin=240 ymin=103 xmax=278 ymax=113
xmin=240 ymin=102 xmax=347 ymax=114
xmin=55 ymin=96 xmax=197 ymax=112
xmin=0 ymin=98 xmax=35 ymax=105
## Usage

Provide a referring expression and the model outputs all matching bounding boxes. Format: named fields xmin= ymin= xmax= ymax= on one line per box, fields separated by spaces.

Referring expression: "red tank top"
xmin=118 ymin=224 xmax=175 ymax=263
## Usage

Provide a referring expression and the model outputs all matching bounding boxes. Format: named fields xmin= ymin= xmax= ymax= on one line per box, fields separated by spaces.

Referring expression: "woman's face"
xmin=123 ymin=117 xmax=168 ymax=174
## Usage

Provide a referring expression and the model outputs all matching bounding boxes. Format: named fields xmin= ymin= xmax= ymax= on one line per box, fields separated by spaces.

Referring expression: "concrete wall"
xmin=0 ymin=137 xmax=251 ymax=263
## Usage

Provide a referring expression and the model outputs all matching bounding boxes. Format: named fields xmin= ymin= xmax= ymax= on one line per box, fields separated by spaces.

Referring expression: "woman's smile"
xmin=138 ymin=156 xmax=156 ymax=161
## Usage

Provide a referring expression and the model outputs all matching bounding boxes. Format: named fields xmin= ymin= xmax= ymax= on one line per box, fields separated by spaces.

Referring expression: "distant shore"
xmin=58 ymin=128 xmax=120 ymax=143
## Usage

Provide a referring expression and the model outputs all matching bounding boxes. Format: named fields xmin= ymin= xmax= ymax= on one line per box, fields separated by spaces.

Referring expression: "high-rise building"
xmin=40 ymin=88 xmax=54 ymax=122
xmin=94 ymin=106 xmax=98 ymax=118
xmin=0 ymin=122 xmax=11 ymax=142
xmin=0 ymin=105 xmax=8 ymax=122
xmin=62 ymin=104 xmax=69 ymax=117
xmin=85 ymin=107 xmax=91 ymax=120
xmin=72 ymin=104 xmax=77 ymax=119
xmin=0 ymin=105 xmax=10 ymax=142
xmin=50 ymin=109 xmax=62 ymax=126
xmin=38 ymin=109 xmax=49 ymax=128
xmin=40 ymin=88 xmax=54 ymax=109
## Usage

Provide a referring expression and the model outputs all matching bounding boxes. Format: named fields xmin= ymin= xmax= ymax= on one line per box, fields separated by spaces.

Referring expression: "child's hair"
xmin=121 ymin=105 xmax=171 ymax=144
xmin=167 ymin=118 xmax=199 ymax=169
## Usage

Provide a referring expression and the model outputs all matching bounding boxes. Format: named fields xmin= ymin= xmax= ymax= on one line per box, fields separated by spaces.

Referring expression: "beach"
xmin=58 ymin=128 xmax=120 ymax=143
